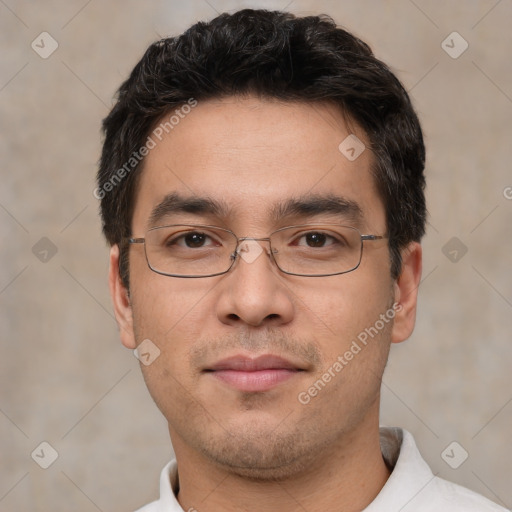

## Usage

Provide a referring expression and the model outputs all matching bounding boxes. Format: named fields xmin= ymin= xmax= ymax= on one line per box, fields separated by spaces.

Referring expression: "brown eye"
xmin=304 ymin=233 xmax=328 ymax=247
xmin=165 ymin=231 xmax=216 ymax=249
xmin=183 ymin=233 xmax=208 ymax=248
xmin=295 ymin=232 xmax=339 ymax=248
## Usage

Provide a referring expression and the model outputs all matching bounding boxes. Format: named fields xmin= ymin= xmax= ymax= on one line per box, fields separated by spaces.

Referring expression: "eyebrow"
xmin=148 ymin=192 xmax=230 ymax=227
xmin=270 ymin=194 xmax=363 ymax=224
xmin=147 ymin=192 xmax=363 ymax=228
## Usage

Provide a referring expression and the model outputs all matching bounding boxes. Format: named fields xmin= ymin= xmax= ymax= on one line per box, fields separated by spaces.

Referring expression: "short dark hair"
xmin=97 ymin=9 xmax=426 ymax=288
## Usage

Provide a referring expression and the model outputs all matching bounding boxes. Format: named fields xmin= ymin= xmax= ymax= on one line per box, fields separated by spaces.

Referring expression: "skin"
xmin=109 ymin=96 xmax=422 ymax=512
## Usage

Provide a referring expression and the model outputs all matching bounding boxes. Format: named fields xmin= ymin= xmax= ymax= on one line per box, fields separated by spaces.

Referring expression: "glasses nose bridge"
xmin=234 ymin=236 xmax=277 ymax=260
xmin=237 ymin=236 xmax=272 ymax=244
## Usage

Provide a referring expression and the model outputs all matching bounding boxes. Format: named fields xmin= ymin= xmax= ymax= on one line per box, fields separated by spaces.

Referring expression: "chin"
xmin=195 ymin=419 xmax=325 ymax=482
xmin=202 ymin=444 xmax=313 ymax=482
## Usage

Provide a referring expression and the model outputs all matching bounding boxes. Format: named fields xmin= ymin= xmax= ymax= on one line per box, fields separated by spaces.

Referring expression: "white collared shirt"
xmin=134 ymin=427 xmax=508 ymax=512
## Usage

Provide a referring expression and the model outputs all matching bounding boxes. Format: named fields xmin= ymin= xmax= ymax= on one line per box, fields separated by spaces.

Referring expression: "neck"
xmin=171 ymin=416 xmax=390 ymax=512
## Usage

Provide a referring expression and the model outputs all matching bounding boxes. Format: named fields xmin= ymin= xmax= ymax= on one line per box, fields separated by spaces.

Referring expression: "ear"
xmin=391 ymin=242 xmax=422 ymax=344
xmin=108 ymin=244 xmax=137 ymax=349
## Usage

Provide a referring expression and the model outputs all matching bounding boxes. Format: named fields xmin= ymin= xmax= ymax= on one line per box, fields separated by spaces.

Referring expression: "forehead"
xmin=132 ymin=97 xmax=385 ymax=232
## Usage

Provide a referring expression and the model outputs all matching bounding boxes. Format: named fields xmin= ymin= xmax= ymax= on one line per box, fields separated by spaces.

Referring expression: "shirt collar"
xmin=364 ymin=427 xmax=435 ymax=511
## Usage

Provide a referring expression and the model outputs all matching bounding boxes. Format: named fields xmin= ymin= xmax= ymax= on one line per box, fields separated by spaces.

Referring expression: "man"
xmin=97 ymin=9 xmax=507 ymax=512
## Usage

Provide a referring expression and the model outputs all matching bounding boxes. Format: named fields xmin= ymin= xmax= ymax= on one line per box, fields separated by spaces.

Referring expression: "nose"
xmin=215 ymin=239 xmax=295 ymax=328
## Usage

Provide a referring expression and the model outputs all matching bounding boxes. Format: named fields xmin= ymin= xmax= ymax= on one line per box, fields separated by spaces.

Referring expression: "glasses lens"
xmin=144 ymin=225 xmax=237 ymax=277
xmin=270 ymin=225 xmax=362 ymax=276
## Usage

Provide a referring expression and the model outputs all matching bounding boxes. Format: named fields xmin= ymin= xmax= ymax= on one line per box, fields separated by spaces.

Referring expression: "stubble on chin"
xmin=194 ymin=412 xmax=330 ymax=481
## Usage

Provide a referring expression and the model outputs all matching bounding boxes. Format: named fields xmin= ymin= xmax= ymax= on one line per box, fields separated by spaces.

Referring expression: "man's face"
xmin=114 ymin=97 xmax=411 ymax=479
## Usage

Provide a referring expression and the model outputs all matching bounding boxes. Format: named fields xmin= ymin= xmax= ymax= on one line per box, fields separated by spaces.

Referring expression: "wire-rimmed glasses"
xmin=127 ymin=224 xmax=386 ymax=278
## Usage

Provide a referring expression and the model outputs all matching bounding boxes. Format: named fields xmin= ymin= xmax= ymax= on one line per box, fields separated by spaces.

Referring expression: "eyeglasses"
xmin=127 ymin=224 xmax=386 ymax=278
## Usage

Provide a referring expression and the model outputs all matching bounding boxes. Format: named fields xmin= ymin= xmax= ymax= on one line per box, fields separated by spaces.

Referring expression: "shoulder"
xmin=374 ymin=428 xmax=508 ymax=512
xmin=426 ymin=476 xmax=509 ymax=511
xmin=132 ymin=459 xmax=180 ymax=512
xmin=133 ymin=500 xmax=160 ymax=512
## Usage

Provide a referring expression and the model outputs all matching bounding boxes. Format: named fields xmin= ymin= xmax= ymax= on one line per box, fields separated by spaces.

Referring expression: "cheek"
xmin=129 ymin=249 xmax=211 ymax=338
xmin=295 ymin=281 xmax=394 ymax=422
xmin=293 ymin=265 xmax=393 ymax=355
xmin=129 ymin=280 xmax=210 ymax=416
xmin=129 ymin=260 xmax=214 ymax=391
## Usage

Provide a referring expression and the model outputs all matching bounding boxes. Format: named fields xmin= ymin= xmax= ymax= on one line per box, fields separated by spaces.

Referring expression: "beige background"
xmin=1 ymin=0 xmax=511 ymax=510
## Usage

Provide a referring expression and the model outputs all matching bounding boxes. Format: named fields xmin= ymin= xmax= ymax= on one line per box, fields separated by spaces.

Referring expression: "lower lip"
xmin=210 ymin=369 xmax=299 ymax=392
